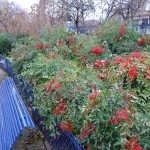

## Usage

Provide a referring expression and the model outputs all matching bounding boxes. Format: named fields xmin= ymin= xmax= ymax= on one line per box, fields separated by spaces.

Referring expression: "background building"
xmin=132 ymin=11 xmax=150 ymax=34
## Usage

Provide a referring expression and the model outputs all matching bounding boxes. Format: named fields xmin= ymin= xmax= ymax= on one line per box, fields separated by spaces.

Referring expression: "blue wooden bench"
xmin=0 ymin=77 xmax=35 ymax=150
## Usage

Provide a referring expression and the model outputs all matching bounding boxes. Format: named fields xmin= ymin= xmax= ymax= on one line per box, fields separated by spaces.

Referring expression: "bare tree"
xmin=34 ymin=0 xmax=67 ymax=28
xmin=56 ymin=0 xmax=95 ymax=33
xmin=97 ymin=0 xmax=148 ymax=22
xmin=45 ymin=0 xmax=57 ymax=26
xmin=44 ymin=0 xmax=65 ymax=27
xmin=31 ymin=0 xmax=96 ymax=32
xmin=0 ymin=1 xmax=11 ymax=32
xmin=0 ymin=1 xmax=39 ymax=35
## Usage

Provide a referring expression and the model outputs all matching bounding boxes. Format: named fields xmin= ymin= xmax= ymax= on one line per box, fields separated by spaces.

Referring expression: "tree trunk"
xmin=75 ymin=9 xmax=79 ymax=34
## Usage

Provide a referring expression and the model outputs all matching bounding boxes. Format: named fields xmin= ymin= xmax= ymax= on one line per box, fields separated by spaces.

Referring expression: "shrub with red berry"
xmin=10 ymin=27 xmax=150 ymax=150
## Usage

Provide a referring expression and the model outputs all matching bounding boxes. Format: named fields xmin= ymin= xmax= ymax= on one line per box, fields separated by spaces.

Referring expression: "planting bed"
xmin=9 ymin=21 xmax=150 ymax=150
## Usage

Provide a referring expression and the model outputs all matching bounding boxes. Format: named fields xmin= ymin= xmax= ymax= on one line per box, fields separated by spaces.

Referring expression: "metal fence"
xmin=0 ymin=55 xmax=84 ymax=150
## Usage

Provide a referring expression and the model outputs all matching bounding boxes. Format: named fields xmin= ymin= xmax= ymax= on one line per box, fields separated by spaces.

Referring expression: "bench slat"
xmin=4 ymin=84 xmax=22 ymax=147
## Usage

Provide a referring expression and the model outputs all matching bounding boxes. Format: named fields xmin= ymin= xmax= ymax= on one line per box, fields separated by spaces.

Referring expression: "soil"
xmin=13 ymin=129 xmax=47 ymax=150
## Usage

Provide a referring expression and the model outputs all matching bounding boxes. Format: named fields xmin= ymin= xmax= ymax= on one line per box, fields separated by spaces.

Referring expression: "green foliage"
xmin=16 ymin=34 xmax=29 ymax=44
xmin=96 ymin=19 xmax=146 ymax=54
xmin=16 ymin=34 xmax=28 ymax=39
xmin=0 ymin=33 xmax=14 ymax=55
xmin=9 ymin=27 xmax=150 ymax=150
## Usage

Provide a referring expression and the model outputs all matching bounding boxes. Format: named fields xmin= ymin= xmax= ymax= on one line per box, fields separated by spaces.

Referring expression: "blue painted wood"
xmin=0 ymin=77 xmax=35 ymax=150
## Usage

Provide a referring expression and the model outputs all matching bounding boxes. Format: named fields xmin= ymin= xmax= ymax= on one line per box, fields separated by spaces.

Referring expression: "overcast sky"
xmin=8 ymin=0 xmax=39 ymax=10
